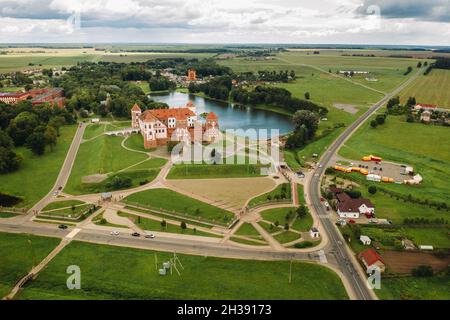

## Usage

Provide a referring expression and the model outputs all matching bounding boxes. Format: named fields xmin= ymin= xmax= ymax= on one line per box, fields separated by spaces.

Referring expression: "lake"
xmin=149 ymin=92 xmax=293 ymax=139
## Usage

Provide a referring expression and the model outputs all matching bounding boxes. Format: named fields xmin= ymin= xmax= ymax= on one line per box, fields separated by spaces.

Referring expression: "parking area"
xmin=336 ymin=159 xmax=413 ymax=182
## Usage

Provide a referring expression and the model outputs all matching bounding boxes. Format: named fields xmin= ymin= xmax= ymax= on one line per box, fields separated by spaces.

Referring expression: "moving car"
xmin=58 ymin=224 xmax=68 ymax=230
xmin=110 ymin=231 xmax=120 ymax=236
xmin=145 ymin=233 xmax=155 ymax=239
xmin=131 ymin=232 xmax=141 ymax=237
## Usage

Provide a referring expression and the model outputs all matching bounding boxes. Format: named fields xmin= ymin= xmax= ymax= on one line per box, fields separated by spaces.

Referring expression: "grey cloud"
xmin=356 ymin=0 xmax=450 ymax=22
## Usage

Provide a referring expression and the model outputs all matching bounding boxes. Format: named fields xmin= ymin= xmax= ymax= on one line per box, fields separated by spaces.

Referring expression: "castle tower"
xmin=186 ymin=101 xmax=196 ymax=114
xmin=187 ymin=69 xmax=196 ymax=81
xmin=131 ymin=103 xmax=142 ymax=129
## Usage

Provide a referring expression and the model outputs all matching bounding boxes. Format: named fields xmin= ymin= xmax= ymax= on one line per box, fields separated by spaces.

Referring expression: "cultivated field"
xmin=17 ymin=241 xmax=348 ymax=300
xmin=382 ymin=251 xmax=450 ymax=274
xmin=399 ymin=69 xmax=450 ymax=108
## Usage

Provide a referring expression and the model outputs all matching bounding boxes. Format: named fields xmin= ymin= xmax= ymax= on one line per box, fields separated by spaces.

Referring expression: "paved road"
xmin=26 ymin=123 xmax=86 ymax=216
xmin=0 ymin=222 xmax=321 ymax=263
xmin=306 ymin=68 xmax=425 ymax=300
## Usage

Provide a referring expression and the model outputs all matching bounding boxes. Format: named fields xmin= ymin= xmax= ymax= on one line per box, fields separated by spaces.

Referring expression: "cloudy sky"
xmin=0 ymin=0 xmax=449 ymax=45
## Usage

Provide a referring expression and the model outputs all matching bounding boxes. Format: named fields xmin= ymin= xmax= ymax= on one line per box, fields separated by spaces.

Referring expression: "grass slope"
xmin=17 ymin=241 xmax=348 ymax=300
xmin=0 ymin=125 xmax=77 ymax=208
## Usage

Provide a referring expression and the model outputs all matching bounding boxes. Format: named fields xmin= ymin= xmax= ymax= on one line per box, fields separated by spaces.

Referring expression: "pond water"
xmin=149 ymin=92 xmax=293 ymax=139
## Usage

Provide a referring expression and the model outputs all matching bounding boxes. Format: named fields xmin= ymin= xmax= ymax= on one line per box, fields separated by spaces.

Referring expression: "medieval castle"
xmin=131 ymin=102 xmax=219 ymax=149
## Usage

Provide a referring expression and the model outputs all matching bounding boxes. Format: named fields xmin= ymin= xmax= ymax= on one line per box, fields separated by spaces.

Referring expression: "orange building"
xmin=187 ymin=68 xmax=197 ymax=81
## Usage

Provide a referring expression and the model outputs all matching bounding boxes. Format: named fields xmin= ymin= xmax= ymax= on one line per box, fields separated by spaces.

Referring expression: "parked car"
xmin=348 ymin=219 xmax=356 ymax=224
xmin=131 ymin=232 xmax=141 ymax=237
xmin=145 ymin=233 xmax=155 ymax=239
xmin=110 ymin=231 xmax=120 ymax=236
xmin=58 ymin=224 xmax=68 ymax=230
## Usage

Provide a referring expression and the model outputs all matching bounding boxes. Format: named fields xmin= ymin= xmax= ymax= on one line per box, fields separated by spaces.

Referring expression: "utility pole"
xmin=28 ymin=239 xmax=36 ymax=269
xmin=289 ymin=260 xmax=293 ymax=284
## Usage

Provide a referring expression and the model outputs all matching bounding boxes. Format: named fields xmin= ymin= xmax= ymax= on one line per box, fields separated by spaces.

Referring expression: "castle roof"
xmin=206 ymin=112 xmax=218 ymax=120
xmin=131 ymin=103 xmax=141 ymax=111
xmin=139 ymin=107 xmax=195 ymax=122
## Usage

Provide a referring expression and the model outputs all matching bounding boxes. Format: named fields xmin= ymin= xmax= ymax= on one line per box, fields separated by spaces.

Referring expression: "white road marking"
xmin=65 ymin=228 xmax=81 ymax=239
xmin=318 ymin=250 xmax=328 ymax=264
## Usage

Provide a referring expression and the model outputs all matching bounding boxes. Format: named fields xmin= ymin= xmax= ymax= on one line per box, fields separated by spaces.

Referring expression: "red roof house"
xmin=359 ymin=249 xmax=385 ymax=272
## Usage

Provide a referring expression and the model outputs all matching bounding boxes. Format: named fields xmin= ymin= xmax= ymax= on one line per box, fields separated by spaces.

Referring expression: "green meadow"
xmin=17 ymin=241 xmax=348 ymax=300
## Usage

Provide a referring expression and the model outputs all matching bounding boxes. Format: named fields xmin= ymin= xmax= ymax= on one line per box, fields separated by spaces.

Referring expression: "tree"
xmin=370 ymin=120 xmax=378 ymax=128
xmin=180 ymin=221 xmax=187 ymax=230
xmin=412 ymin=265 xmax=434 ymax=277
xmin=386 ymin=96 xmax=400 ymax=110
xmin=7 ymin=111 xmax=39 ymax=146
xmin=44 ymin=126 xmax=57 ymax=151
xmin=0 ymin=147 xmax=22 ymax=174
xmin=0 ymin=130 xmax=13 ymax=149
xmin=26 ymin=130 xmax=46 ymax=155
xmin=48 ymin=116 xmax=66 ymax=136
xmin=304 ymin=92 xmax=310 ymax=100
xmin=287 ymin=110 xmax=320 ymax=149
xmin=284 ymin=223 xmax=289 ymax=231
xmin=417 ymin=62 xmax=422 ymax=68
xmin=161 ymin=219 xmax=167 ymax=229
xmin=368 ymin=185 xmax=377 ymax=195
xmin=376 ymin=114 xmax=386 ymax=125
xmin=296 ymin=205 xmax=308 ymax=218
xmin=406 ymin=96 xmax=416 ymax=107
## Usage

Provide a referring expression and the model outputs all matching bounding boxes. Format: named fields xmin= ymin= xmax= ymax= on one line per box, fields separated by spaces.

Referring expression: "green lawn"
xmin=40 ymin=204 xmax=93 ymax=219
xmin=291 ymin=214 xmax=313 ymax=233
xmin=230 ymin=237 xmax=267 ymax=246
xmin=339 ymin=115 xmax=450 ymax=204
xmin=167 ymin=164 xmax=268 ymax=179
xmin=0 ymin=232 xmax=60 ymax=297
xmin=118 ymin=212 xmax=220 ymax=238
xmin=83 ymin=124 xmax=105 ymax=139
xmin=260 ymin=207 xmax=296 ymax=225
xmin=274 ymin=231 xmax=301 ymax=244
xmin=247 ymin=183 xmax=291 ymax=208
xmin=0 ymin=125 xmax=77 ymax=208
xmin=378 ymin=274 xmax=450 ymax=300
xmin=123 ymin=134 xmax=151 ymax=152
xmin=399 ymin=69 xmax=450 ymax=109
xmin=297 ymin=184 xmax=305 ymax=204
xmin=64 ymin=135 xmax=151 ymax=194
xmin=17 ymin=241 xmax=348 ymax=299
xmin=42 ymin=200 xmax=85 ymax=211
xmin=123 ymin=188 xmax=234 ymax=224
xmin=0 ymin=212 xmax=19 ymax=218
xmin=235 ymin=223 xmax=262 ymax=238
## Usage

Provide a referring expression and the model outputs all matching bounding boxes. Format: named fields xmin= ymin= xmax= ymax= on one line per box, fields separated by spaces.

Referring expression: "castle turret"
xmin=131 ymin=103 xmax=142 ymax=129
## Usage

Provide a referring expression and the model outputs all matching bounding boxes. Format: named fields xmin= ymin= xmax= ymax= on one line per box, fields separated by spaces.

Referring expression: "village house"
xmin=0 ymin=87 xmax=64 ymax=107
xmin=310 ymin=227 xmax=320 ymax=239
xmin=359 ymin=248 xmax=386 ymax=273
xmin=131 ymin=102 xmax=219 ymax=149
xmin=360 ymin=235 xmax=372 ymax=246
xmin=420 ymin=110 xmax=432 ymax=123
xmin=332 ymin=190 xmax=375 ymax=219
xmin=187 ymin=68 xmax=197 ymax=81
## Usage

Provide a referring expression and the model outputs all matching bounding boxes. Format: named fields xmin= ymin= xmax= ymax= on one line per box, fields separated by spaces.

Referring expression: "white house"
xmin=360 ymin=235 xmax=371 ymax=246
xmin=310 ymin=227 xmax=320 ymax=239
xmin=336 ymin=198 xmax=375 ymax=219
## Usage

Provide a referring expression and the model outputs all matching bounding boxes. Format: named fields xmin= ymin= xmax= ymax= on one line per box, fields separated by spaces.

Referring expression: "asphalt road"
xmin=307 ymin=68 xmax=425 ymax=300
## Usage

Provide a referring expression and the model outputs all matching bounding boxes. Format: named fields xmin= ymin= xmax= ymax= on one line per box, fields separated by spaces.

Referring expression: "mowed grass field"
xmin=0 ymin=232 xmax=60 ymax=297
xmin=123 ymin=188 xmax=234 ymax=224
xmin=0 ymin=125 xmax=77 ymax=208
xmin=64 ymin=135 xmax=157 ymax=195
xmin=340 ymin=115 xmax=450 ymax=203
xmin=378 ymin=275 xmax=450 ymax=300
xmin=17 ymin=241 xmax=348 ymax=300
xmin=399 ymin=69 xmax=450 ymax=108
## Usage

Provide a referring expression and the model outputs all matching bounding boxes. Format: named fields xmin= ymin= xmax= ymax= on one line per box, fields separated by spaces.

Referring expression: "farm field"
xmin=0 ymin=125 xmax=77 ymax=208
xmin=123 ymin=188 xmax=234 ymax=224
xmin=16 ymin=241 xmax=348 ymax=300
xmin=339 ymin=115 xmax=450 ymax=204
xmin=0 ymin=48 xmax=214 ymax=72
xmin=64 ymin=135 xmax=164 ymax=195
xmin=379 ymin=274 xmax=450 ymax=300
xmin=0 ymin=232 xmax=60 ymax=297
xmin=399 ymin=69 xmax=450 ymax=108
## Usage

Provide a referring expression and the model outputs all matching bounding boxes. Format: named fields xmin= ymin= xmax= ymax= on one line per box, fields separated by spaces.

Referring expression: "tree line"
xmin=0 ymin=100 xmax=76 ymax=174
